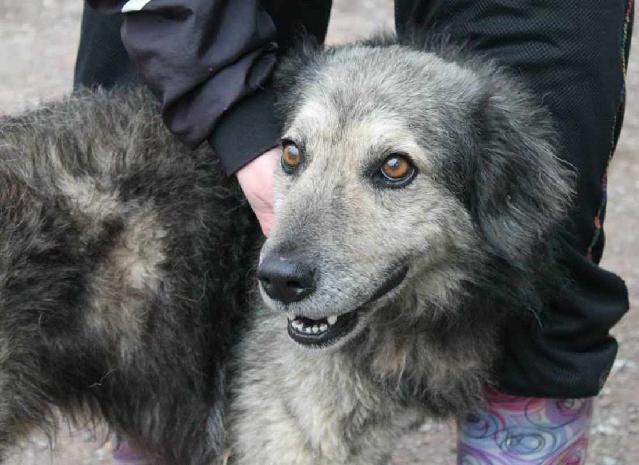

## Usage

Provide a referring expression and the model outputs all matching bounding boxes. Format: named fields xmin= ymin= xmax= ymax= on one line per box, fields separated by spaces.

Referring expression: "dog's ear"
xmin=273 ymin=36 xmax=324 ymax=123
xmin=469 ymin=82 xmax=575 ymax=262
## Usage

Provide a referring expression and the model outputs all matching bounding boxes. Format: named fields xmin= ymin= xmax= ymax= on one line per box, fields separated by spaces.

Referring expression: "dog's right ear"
xmin=273 ymin=36 xmax=324 ymax=123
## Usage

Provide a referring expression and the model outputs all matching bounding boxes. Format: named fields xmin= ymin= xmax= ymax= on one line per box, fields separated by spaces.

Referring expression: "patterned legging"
xmin=113 ymin=391 xmax=594 ymax=465
xmin=457 ymin=391 xmax=593 ymax=465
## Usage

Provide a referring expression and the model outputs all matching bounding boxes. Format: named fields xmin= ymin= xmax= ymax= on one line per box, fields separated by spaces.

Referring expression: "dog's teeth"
xmin=304 ymin=327 xmax=313 ymax=334
xmin=327 ymin=315 xmax=338 ymax=325
xmin=312 ymin=326 xmax=320 ymax=334
xmin=320 ymin=324 xmax=328 ymax=332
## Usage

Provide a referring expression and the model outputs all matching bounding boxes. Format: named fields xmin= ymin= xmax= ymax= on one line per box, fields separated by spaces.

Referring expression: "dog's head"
xmin=257 ymin=39 xmax=574 ymax=351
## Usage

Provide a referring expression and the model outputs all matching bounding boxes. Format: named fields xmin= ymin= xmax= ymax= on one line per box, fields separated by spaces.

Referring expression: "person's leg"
xmin=395 ymin=0 xmax=632 ymax=462
xmin=74 ymin=3 xmax=138 ymax=89
xmin=457 ymin=391 xmax=593 ymax=465
xmin=394 ymin=0 xmax=632 ymax=399
xmin=111 ymin=441 xmax=149 ymax=465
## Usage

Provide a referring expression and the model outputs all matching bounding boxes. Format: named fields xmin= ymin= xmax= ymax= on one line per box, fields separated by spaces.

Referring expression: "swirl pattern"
xmin=457 ymin=391 xmax=593 ymax=465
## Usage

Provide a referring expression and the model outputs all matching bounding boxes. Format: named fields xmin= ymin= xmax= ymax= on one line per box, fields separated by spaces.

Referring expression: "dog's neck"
xmin=344 ymin=299 xmax=501 ymax=415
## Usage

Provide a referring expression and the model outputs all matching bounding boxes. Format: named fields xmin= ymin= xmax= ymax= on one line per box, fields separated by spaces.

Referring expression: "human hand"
xmin=236 ymin=146 xmax=280 ymax=237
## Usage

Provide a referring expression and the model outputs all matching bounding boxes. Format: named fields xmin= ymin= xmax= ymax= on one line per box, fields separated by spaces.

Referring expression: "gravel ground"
xmin=0 ymin=1 xmax=636 ymax=464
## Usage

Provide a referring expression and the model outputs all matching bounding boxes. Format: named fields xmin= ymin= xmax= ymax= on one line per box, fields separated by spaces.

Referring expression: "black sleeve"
xmin=86 ymin=0 xmax=280 ymax=173
xmin=208 ymin=85 xmax=281 ymax=174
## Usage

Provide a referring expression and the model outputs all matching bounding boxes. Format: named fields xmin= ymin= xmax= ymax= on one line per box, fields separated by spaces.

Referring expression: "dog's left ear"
xmin=273 ymin=36 xmax=324 ymax=123
xmin=469 ymin=82 xmax=575 ymax=262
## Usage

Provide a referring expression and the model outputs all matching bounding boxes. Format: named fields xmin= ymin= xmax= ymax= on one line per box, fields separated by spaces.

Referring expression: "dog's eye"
xmin=379 ymin=154 xmax=416 ymax=185
xmin=281 ymin=142 xmax=303 ymax=173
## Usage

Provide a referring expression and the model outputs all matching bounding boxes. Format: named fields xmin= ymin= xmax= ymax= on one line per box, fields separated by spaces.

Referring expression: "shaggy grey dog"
xmin=0 ymin=35 xmax=573 ymax=465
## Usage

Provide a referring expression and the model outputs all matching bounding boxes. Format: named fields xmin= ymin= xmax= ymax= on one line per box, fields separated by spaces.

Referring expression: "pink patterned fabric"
xmin=112 ymin=441 xmax=149 ymax=465
xmin=457 ymin=390 xmax=593 ymax=465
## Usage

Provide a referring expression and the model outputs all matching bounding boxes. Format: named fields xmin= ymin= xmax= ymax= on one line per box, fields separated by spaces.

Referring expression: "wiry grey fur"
xmin=0 ymin=89 xmax=259 ymax=464
xmin=0 ymin=34 xmax=574 ymax=465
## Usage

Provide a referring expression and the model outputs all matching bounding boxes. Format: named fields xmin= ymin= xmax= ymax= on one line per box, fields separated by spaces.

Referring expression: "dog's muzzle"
xmin=286 ymin=266 xmax=409 ymax=349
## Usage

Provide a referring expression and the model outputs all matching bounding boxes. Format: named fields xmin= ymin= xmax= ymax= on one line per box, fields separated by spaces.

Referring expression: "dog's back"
xmin=0 ymin=88 xmax=255 ymax=464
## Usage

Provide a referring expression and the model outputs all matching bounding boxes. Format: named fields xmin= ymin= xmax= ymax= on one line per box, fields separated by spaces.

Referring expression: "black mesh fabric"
xmin=397 ymin=0 xmax=632 ymax=397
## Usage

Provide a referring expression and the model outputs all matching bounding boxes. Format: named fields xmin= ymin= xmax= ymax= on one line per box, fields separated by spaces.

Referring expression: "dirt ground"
xmin=0 ymin=1 xmax=637 ymax=464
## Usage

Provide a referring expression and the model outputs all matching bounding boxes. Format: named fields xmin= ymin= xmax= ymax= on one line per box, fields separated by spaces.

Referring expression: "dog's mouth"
xmin=286 ymin=266 xmax=408 ymax=349
xmin=287 ymin=311 xmax=359 ymax=347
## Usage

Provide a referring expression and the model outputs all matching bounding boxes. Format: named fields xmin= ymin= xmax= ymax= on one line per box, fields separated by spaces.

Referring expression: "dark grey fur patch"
xmin=0 ymin=87 xmax=259 ymax=464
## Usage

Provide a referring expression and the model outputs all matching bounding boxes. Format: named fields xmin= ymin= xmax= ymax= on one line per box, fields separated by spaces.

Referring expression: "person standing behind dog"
xmin=76 ymin=1 xmax=632 ymax=464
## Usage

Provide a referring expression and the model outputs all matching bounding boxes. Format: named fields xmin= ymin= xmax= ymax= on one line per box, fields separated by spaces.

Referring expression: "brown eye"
xmin=380 ymin=155 xmax=414 ymax=181
xmin=281 ymin=143 xmax=302 ymax=173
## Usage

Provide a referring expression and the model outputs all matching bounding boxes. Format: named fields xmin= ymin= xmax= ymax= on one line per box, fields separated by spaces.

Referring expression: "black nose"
xmin=257 ymin=253 xmax=316 ymax=304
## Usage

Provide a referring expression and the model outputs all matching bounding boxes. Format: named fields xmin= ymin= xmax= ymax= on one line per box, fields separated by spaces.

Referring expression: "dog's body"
xmin=0 ymin=35 xmax=573 ymax=465
xmin=0 ymin=88 xmax=257 ymax=464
